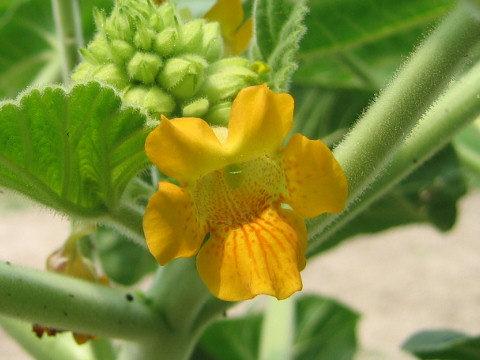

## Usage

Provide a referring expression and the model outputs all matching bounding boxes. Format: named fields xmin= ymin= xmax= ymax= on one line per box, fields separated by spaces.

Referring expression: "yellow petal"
xmin=144 ymin=182 xmax=208 ymax=265
xmin=204 ymin=0 xmax=243 ymax=37
xmin=230 ymin=18 xmax=253 ymax=55
xmin=226 ymin=84 xmax=294 ymax=161
xmin=197 ymin=207 xmax=307 ymax=301
xmin=145 ymin=115 xmax=227 ymax=184
xmin=282 ymin=133 xmax=348 ymax=218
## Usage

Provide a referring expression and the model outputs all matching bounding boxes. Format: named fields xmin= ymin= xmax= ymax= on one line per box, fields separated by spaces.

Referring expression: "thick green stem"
xmin=0 ymin=316 xmax=95 ymax=360
xmin=51 ymin=0 xmax=83 ymax=85
xmin=308 ymin=55 xmax=480 ymax=256
xmin=119 ymin=258 xmax=232 ymax=360
xmin=259 ymin=298 xmax=294 ymax=360
xmin=0 ymin=261 xmax=166 ymax=342
xmin=308 ymin=4 xmax=480 ymax=244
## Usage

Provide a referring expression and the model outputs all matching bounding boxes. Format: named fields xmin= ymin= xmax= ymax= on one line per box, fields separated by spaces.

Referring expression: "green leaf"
xmin=91 ymin=227 xmax=157 ymax=286
xmin=0 ymin=81 xmax=150 ymax=217
xmin=193 ymin=295 xmax=359 ymax=360
xmin=252 ymin=0 xmax=308 ymax=91
xmin=295 ymin=0 xmax=454 ymax=90
xmin=0 ymin=0 xmax=59 ymax=98
xmin=311 ymin=145 xmax=467 ymax=253
xmin=0 ymin=0 xmax=114 ymax=98
xmin=402 ymin=330 xmax=480 ymax=360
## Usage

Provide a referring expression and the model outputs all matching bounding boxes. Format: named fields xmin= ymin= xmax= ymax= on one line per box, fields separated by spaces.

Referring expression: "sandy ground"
xmin=0 ymin=191 xmax=479 ymax=359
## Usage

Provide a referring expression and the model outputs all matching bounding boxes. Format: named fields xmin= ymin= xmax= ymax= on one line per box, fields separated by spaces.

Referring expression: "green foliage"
xmin=295 ymin=0 xmax=454 ymax=90
xmin=312 ymin=145 xmax=467 ymax=253
xmin=252 ymin=0 xmax=308 ymax=91
xmin=193 ymin=295 xmax=359 ymax=360
xmin=0 ymin=0 xmax=113 ymax=99
xmin=403 ymin=329 xmax=480 ymax=360
xmin=0 ymin=81 xmax=150 ymax=217
xmin=91 ymin=227 xmax=157 ymax=286
xmin=454 ymin=121 xmax=480 ymax=187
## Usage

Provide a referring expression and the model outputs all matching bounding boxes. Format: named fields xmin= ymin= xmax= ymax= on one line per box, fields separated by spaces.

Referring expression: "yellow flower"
xmin=204 ymin=0 xmax=253 ymax=56
xmin=144 ymin=84 xmax=348 ymax=301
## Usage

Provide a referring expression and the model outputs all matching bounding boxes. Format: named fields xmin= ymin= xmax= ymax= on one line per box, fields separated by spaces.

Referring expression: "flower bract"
xmin=144 ymin=84 xmax=348 ymax=301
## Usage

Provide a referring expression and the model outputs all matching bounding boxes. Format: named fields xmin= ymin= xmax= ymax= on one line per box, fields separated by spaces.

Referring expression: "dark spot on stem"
xmin=66 ymin=132 xmax=70 ymax=137
xmin=6 ymin=261 xmax=11 ymax=265
xmin=125 ymin=293 xmax=134 ymax=302
xmin=68 ymin=294 xmax=75 ymax=298
xmin=413 ymin=158 xmax=418 ymax=164
xmin=43 ymin=305 xmax=47 ymax=310
xmin=6 ymin=293 xmax=11 ymax=297
xmin=63 ymin=311 xmax=68 ymax=317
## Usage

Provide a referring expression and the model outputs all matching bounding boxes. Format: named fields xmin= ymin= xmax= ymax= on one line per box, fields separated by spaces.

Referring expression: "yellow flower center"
xmin=193 ymin=155 xmax=286 ymax=227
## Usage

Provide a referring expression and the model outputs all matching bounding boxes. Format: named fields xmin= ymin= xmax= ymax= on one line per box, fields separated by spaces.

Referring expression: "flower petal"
xmin=282 ymin=133 xmax=348 ymax=218
xmin=226 ymin=84 xmax=294 ymax=161
xmin=196 ymin=207 xmax=307 ymax=301
xmin=204 ymin=0 xmax=243 ymax=38
xmin=145 ymin=116 xmax=226 ymax=184
xmin=231 ymin=18 xmax=253 ymax=55
xmin=144 ymin=182 xmax=207 ymax=265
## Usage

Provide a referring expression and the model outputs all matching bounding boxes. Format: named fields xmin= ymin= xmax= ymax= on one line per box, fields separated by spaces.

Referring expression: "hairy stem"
xmin=0 ymin=261 xmax=165 ymax=342
xmin=308 ymin=3 xmax=480 ymax=245
xmin=119 ymin=258 xmax=232 ymax=360
xmin=308 ymin=53 xmax=480 ymax=256
xmin=51 ymin=0 xmax=83 ymax=85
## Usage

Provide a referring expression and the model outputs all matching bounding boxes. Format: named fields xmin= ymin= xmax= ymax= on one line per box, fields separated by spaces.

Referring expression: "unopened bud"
xmin=179 ymin=19 xmax=204 ymax=54
xmin=124 ymin=85 xmax=176 ymax=116
xmin=109 ymin=39 xmax=135 ymax=64
xmin=158 ymin=55 xmax=206 ymax=99
xmin=182 ymin=98 xmax=209 ymax=117
xmin=134 ymin=24 xmax=156 ymax=51
xmin=202 ymin=22 xmax=222 ymax=62
xmin=81 ymin=38 xmax=111 ymax=64
xmin=92 ymin=63 xmax=129 ymax=88
xmin=201 ymin=59 xmax=260 ymax=102
xmin=158 ymin=2 xmax=177 ymax=28
xmin=127 ymin=52 xmax=163 ymax=84
xmin=204 ymin=102 xmax=231 ymax=126
xmin=149 ymin=14 xmax=164 ymax=32
xmin=153 ymin=28 xmax=178 ymax=56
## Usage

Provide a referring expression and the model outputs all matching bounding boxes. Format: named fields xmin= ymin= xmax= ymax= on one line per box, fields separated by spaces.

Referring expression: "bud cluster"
xmin=72 ymin=0 xmax=261 ymax=125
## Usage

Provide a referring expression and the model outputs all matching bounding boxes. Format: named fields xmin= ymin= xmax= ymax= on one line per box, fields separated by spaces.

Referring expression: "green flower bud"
xmin=105 ymin=9 xmax=134 ymax=41
xmin=127 ymin=52 xmax=163 ymax=84
xmin=133 ymin=24 xmax=156 ymax=51
xmin=109 ymin=39 xmax=135 ymax=64
xmin=182 ymin=98 xmax=209 ymax=118
xmin=202 ymin=22 xmax=223 ymax=62
xmin=201 ymin=60 xmax=260 ymax=102
xmin=204 ymin=102 xmax=231 ymax=127
xmin=157 ymin=2 xmax=177 ymax=28
xmin=149 ymin=14 xmax=164 ymax=32
xmin=93 ymin=8 xmax=107 ymax=31
xmin=92 ymin=64 xmax=129 ymax=88
xmin=158 ymin=55 xmax=207 ymax=99
xmin=71 ymin=62 xmax=97 ymax=82
xmin=124 ymin=85 xmax=176 ymax=116
xmin=153 ymin=28 xmax=178 ymax=56
xmin=179 ymin=19 xmax=204 ymax=54
xmin=81 ymin=38 xmax=111 ymax=64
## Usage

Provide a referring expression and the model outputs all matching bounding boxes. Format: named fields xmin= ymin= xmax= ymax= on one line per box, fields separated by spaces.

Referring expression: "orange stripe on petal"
xmin=196 ymin=207 xmax=307 ymax=301
xmin=144 ymin=182 xmax=207 ymax=265
xmin=282 ymin=133 xmax=348 ymax=218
